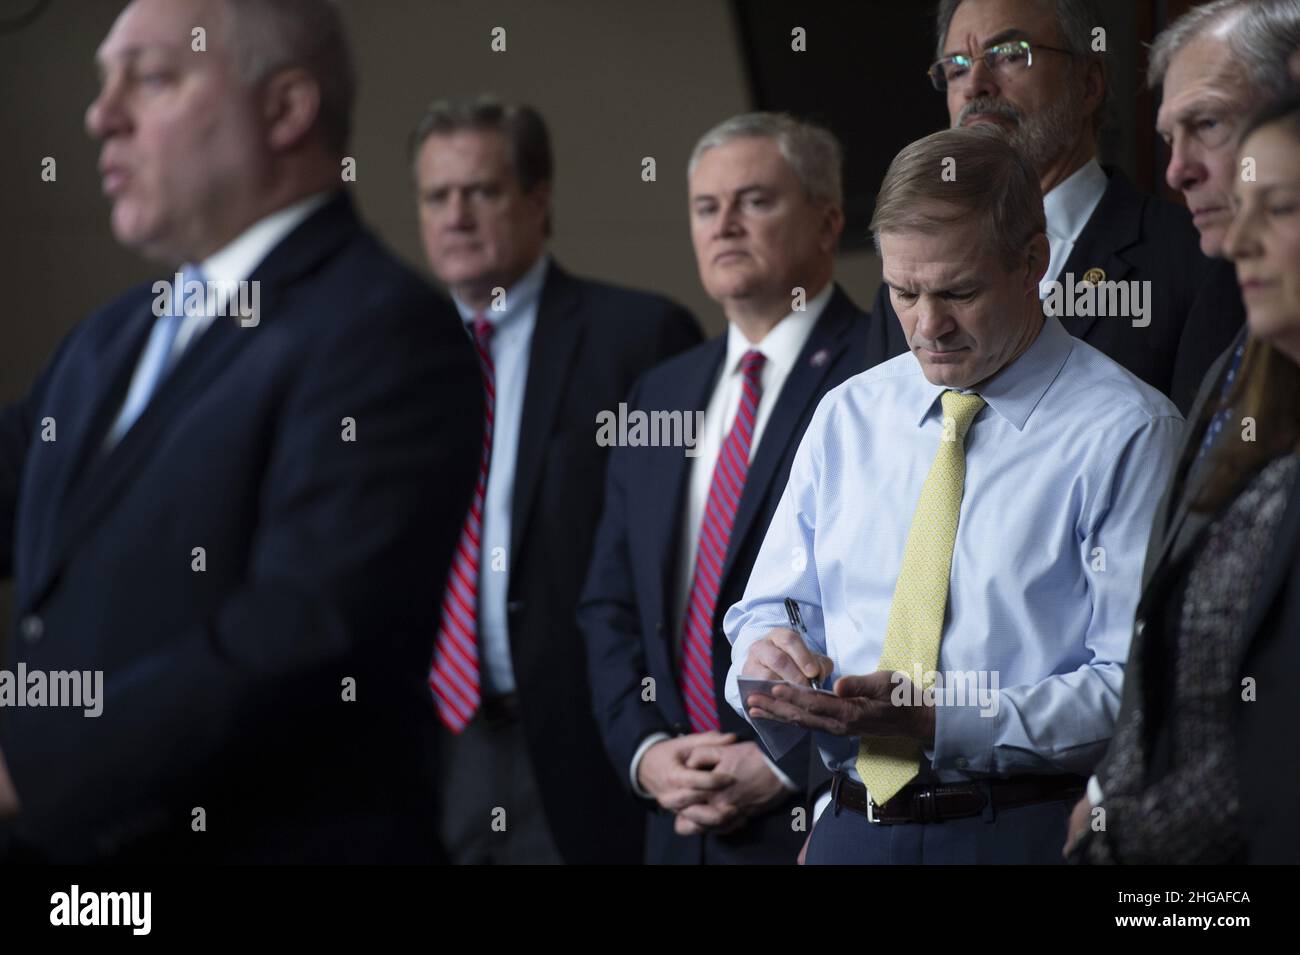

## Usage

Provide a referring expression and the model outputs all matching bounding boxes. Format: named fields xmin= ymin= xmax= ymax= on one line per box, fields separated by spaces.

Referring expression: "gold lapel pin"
xmin=1082 ymin=267 xmax=1106 ymax=285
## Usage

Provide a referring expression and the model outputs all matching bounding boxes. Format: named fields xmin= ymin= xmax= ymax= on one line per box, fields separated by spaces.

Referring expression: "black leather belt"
xmin=831 ymin=771 xmax=1084 ymax=824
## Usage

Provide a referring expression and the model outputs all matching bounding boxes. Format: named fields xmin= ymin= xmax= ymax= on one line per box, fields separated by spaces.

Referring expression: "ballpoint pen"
xmin=783 ymin=597 xmax=821 ymax=691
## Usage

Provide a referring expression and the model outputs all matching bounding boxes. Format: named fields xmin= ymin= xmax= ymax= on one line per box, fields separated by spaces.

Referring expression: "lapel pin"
xmin=1082 ymin=267 xmax=1105 ymax=285
xmin=809 ymin=349 xmax=830 ymax=368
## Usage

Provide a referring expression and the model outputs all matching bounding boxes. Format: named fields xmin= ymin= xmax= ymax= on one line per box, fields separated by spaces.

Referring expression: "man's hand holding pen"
xmin=740 ymin=629 xmax=937 ymax=745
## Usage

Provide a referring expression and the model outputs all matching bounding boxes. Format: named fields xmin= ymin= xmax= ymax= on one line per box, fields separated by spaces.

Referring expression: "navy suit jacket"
xmin=578 ymin=286 xmax=906 ymax=864
xmin=493 ymin=262 xmax=701 ymax=865
xmin=0 ymin=193 xmax=481 ymax=862
xmin=868 ymin=168 xmax=1241 ymax=415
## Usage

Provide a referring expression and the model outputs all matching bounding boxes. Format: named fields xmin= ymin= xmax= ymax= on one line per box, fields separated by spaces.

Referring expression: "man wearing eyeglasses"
xmin=868 ymin=0 xmax=1241 ymax=415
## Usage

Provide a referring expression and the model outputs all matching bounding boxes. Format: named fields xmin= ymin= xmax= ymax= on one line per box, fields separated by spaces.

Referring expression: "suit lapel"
xmin=1057 ymin=168 xmax=1141 ymax=343
xmin=717 ymin=288 xmax=854 ymax=593
xmin=45 ymin=315 xmax=260 ymax=589
xmin=509 ymin=262 xmax=584 ymax=569
xmin=23 ymin=300 xmax=155 ymax=595
xmin=31 ymin=192 xmax=359 ymax=602
xmin=1143 ymin=335 xmax=1243 ymax=588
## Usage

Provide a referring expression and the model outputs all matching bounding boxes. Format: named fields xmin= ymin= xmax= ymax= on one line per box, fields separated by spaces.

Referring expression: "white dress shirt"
xmin=1040 ymin=158 xmax=1108 ymax=298
xmin=629 ymin=282 xmax=832 ymax=797
xmin=450 ymin=253 xmax=551 ymax=696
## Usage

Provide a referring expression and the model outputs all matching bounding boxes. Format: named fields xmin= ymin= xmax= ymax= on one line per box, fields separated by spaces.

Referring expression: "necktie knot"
xmin=739 ymin=349 xmax=766 ymax=384
xmin=471 ymin=312 xmax=494 ymax=349
xmin=940 ymin=390 xmax=985 ymax=441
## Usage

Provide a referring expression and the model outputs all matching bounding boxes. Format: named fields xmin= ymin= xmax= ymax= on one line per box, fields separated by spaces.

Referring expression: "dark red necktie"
xmin=680 ymin=349 xmax=766 ymax=732
xmin=430 ymin=313 xmax=494 ymax=732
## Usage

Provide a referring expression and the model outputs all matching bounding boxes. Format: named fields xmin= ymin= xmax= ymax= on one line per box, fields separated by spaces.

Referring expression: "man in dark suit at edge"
xmin=0 ymin=0 xmax=481 ymax=862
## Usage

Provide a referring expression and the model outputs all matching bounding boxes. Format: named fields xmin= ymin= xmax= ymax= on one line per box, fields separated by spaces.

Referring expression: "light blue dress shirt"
xmin=452 ymin=253 xmax=550 ymax=696
xmin=723 ymin=315 xmax=1184 ymax=785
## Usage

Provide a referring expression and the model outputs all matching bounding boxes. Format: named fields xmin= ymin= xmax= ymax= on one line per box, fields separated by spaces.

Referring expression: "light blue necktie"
xmin=105 ymin=264 xmax=206 ymax=447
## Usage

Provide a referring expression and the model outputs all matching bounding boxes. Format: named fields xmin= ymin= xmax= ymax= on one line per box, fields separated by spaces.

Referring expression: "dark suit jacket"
xmin=578 ymin=286 xmax=907 ymax=864
xmin=0 ymin=193 xmax=481 ymax=863
xmin=498 ymin=262 xmax=700 ymax=865
xmin=867 ymin=168 xmax=1242 ymax=415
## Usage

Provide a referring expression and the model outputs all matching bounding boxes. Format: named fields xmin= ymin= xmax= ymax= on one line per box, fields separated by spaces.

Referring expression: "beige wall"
xmin=0 ymin=0 xmax=884 ymax=410
xmin=344 ymin=0 xmax=882 ymax=330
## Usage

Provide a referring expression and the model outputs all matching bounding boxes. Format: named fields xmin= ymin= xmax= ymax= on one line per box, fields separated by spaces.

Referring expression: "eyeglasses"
xmin=928 ymin=39 xmax=1075 ymax=91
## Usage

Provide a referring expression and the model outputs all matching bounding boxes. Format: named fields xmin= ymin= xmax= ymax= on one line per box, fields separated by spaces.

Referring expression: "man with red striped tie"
xmin=579 ymin=113 xmax=906 ymax=863
xmin=412 ymin=97 xmax=700 ymax=864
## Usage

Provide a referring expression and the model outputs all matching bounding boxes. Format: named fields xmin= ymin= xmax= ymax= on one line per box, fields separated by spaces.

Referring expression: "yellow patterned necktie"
xmin=856 ymin=389 xmax=985 ymax=805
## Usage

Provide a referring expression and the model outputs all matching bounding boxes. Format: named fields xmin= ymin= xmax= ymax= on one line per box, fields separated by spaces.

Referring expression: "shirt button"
xmin=20 ymin=615 xmax=44 ymax=643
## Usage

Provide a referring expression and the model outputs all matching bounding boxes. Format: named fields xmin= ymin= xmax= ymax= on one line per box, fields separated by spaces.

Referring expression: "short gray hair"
xmin=935 ymin=0 xmax=1112 ymax=134
xmin=870 ymin=125 xmax=1046 ymax=271
xmin=222 ymin=0 xmax=356 ymax=156
xmin=687 ymin=112 xmax=843 ymax=207
xmin=407 ymin=96 xmax=553 ymax=195
xmin=1148 ymin=0 xmax=1300 ymax=99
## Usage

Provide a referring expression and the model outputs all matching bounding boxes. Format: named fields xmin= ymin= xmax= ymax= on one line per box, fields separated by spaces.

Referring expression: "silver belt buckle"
xmin=866 ymin=793 xmax=881 ymax=824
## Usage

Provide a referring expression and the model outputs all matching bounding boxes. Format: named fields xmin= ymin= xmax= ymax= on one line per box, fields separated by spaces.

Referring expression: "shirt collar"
xmin=454 ymin=253 xmax=550 ymax=328
xmin=913 ymin=314 xmax=1075 ymax=431
xmin=199 ymin=190 xmax=334 ymax=286
xmin=721 ymin=281 xmax=833 ymax=378
xmin=1043 ymin=158 xmax=1107 ymax=243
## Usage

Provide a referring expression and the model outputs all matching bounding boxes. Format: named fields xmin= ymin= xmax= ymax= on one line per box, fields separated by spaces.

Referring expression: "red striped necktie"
xmin=430 ymin=313 xmax=494 ymax=732
xmin=680 ymin=348 xmax=767 ymax=733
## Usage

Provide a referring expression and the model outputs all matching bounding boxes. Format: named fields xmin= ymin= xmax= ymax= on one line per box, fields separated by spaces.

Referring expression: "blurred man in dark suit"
xmin=0 ymin=0 xmax=480 ymax=862
xmin=899 ymin=0 xmax=1241 ymax=413
xmin=411 ymin=97 xmax=701 ymax=864
xmin=579 ymin=113 xmax=907 ymax=864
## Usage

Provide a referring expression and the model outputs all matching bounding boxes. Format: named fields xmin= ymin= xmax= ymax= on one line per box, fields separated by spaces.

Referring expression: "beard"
xmin=955 ymin=93 xmax=1084 ymax=176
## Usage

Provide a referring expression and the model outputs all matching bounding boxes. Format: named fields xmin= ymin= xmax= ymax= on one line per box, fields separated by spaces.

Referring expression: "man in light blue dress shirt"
xmin=723 ymin=127 xmax=1184 ymax=864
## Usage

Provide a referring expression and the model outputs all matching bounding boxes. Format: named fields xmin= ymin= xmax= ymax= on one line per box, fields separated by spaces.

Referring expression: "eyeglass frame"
xmin=928 ymin=39 xmax=1076 ymax=92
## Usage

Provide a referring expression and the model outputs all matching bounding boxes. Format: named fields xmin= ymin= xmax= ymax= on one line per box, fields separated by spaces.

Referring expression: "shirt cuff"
xmin=930 ymin=697 xmax=998 ymax=773
xmin=1087 ymin=773 xmax=1104 ymax=807
xmin=630 ymin=732 xmax=672 ymax=799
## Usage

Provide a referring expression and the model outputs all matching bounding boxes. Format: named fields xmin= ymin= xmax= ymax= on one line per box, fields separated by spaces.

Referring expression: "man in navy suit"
xmin=410 ymin=97 xmax=700 ymax=864
xmin=578 ymin=113 xmax=907 ymax=864
xmin=0 ymin=0 xmax=479 ymax=862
